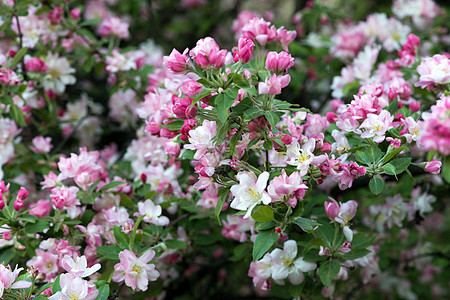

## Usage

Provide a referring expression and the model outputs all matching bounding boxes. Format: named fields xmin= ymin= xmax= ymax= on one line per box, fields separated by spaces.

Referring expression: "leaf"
xmin=80 ymin=18 xmax=102 ymax=26
xmin=182 ymin=150 xmax=195 ymax=160
xmin=381 ymin=146 xmax=409 ymax=164
xmin=230 ymin=243 xmax=251 ymax=262
xmin=319 ymin=260 xmax=340 ymax=287
xmin=387 ymin=157 xmax=412 ymax=175
xmin=369 ymin=177 xmax=384 ymax=195
xmin=316 ymin=222 xmax=335 ymax=248
xmin=119 ymin=193 xmax=134 ymax=208
xmin=96 ymin=246 xmax=122 ymax=260
xmin=52 ymin=275 xmax=61 ymax=293
xmin=9 ymin=47 xmax=27 ymax=68
xmin=24 ymin=220 xmax=49 ymax=234
xmin=215 ymin=189 xmax=229 ymax=224
xmin=216 ymin=93 xmax=235 ymax=122
xmin=341 ymin=248 xmax=371 ymax=260
xmin=351 ymin=234 xmax=376 ymax=249
xmin=164 ymin=119 xmax=184 ymax=131
xmin=264 ymin=111 xmax=280 ymax=128
xmin=387 ymin=98 xmax=398 ymax=114
xmin=99 ymin=181 xmax=124 ymax=192
xmin=364 ymin=146 xmax=382 ymax=164
xmin=381 ymin=163 xmax=396 ymax=177
xmin=215 ymin=121 xmax=229 ymax=146
xmin=113 ymin=226 xmax=129 ymax=249
xmin=96 ymin=284 xmax=110 ymax=300
xmin=251 ymin=206 xmax=274 ymax=222
xmin=293 ymin=217 xmax=319 ymax=233
xmin=10 ymin=104 xmax=26 ymax=127
xmin=254 ymin=221 xmax=275 ymax=231
xmin=231 ymin=97 xmax=252 ymax=114
xmin=243 ymin=106 xmax=264 ymax=120
xmin=252 ymin=230 xmax=279 ymax=261
xmin=354 ymin=151 xmax=370 ymax=166
xmin=165 ymin=240 xmax=187 ymax=249
xmin=443 ymin=156 xmax=450 ymax=184
xmin=263 ymin=139 xmax=273 ymax=151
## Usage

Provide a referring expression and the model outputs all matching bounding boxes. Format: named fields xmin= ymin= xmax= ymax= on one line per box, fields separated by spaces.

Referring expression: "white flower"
xmin=359 ymin=110 xmax=393 ymax=143
xmin=230 ymin=171 xmax=271 ymax=219
xmin=61 ymin=255 xmax=101 ymax=277
xmin=270 ymin=240 xmax=317 ymax=285
xmin=287 ymin=138 xmax=325 ymax=176
xmin=134 ymin=199 xmax=169 ymax=226
xmin=43 ymin=53 xmax=76 ymax=94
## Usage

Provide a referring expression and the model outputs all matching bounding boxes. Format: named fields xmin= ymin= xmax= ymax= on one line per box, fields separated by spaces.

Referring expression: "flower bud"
xmin=424 ymin=161 xmax=442 ymax=174
xmin=17 ymin=187 xmax=29 ymax=200
xmin=2 ymin=231 xmax=11 ymax=240
xmin=70 ymin=8 xmax=81 ymax=19
xmin=0 ymin=199 xmax=5 ymax=210
xmin=14 ymin=199 xmax=24 ymax=211
xmin=324 ymin=197 xmax=340 ymax=221
xmin=326 ymin=112 xmax=338 ymax=123
xmin=409 ymin=101 xmax=421 ymax=112
xmin=343 ymin=226 xmax=353 ymax=242
xmin=281 ymin=134 xmax=292 ymax=145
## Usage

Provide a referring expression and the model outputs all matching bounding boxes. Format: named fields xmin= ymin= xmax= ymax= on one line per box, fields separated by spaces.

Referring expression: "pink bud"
xmin=62 ymin=224 xmax=70 ymax=236
xmin=0 ymin=199 xmax=4 ymax=210
xmin=17 ymin=187 xmax=29 ymax=200
xmin=236 ymin=36 xmax=254 ymax=63
xmin=0 ymin=180 xmax=10 ymax=193
xmin=324 ymin=197 xmax=340 ymax=221
xmin=330 ymin=99 xmax=344 ymax=112
xmin=8 ymin=50 xmax=16 ymax=57
xmin=318 ymin=246 xmax=330 ymax=256
xmin=409 ymin=101 xmax=420 ymax=112
xmin=281 ymin=134 xmax=293 ymax=145
xmin=145 ymin=121 xmax=160 ymax=135
xmin=265 ymin=51 xmax=294 ymax=73
xmin=14 ymin=199 xmax=24 ymax=211
xmin=320 ymin=142 xmax=331 ymax=153
xmin=164 ymin=141 xmax=181 ymax=158
xmin=181 ymin=80 xmax=203 ymax=97
xmin=70 ymin=8 xmax=81 ymax=19
xmin=339 ymin=241 xmax=352 ymax=253
xmin=339 ymin=200 xmax=358 ymax=224
xmin=425 ymin=161 xmax=442 ymax=174
xmin=2 ymin=231 xmax=11 ymax=240
xmin=326 ymin=112 xmax=338 ymax=123
xmin=247 ymin=121 xmax=259 ymax=132
xmin=140 ymin=173 xmax=147 ymax=183
xmin=163 ymin=49 xmax=190 ymax=74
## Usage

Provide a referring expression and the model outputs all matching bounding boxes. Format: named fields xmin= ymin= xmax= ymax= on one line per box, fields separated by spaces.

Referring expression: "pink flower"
xmin=242 ymin=17 xmax=278 ymax=46
xmin=415 ymin=54 xmax=450 ymax=89
xmin=258 ymin=74 xmax=291 ymax=95
xmin=267 ymin=170 xmax=308 ymax=208
xmin=61 ymin=255 xmax=101 ymax=277
xmin=98 ymin=17 xmax=130 ymax=39
xmin=113 ymin=249 xmax=160 ymax=292
xmin=49 ymin=273 xmax=98 ymax=300
xmin=26 ymin=249 xmax=59 ymax=281
xmin=25 ymin=57 xmax=47 ymax=73
xmin=181 ymin=80 xmax=203 ymax=97
xmin=234 ymin=36 xmax=254 ymax=63
xmin=0 ymin=264 xmax=32 ymax=297
xmin=324 ymin=197 xmax=358 ymax=225
xmin=70 ymin=8 xmax=81 ymax=19
xmin=277 ymin=28 xmax=297 ymax=50
xmin=287 ymin=138 xmax=326 ymax=176
xmin=265 ymin=51 xmax=294 ymax=73
xmin=184 ymin=120 xmax=217 ymax=159
xmin=359 ymin=110 xmax=394 ymax=143
xmin=163 ymin=49 xmax=191 ymax=74
xmin=189 ymin=37 xmax=227 ymax=69
xmin=230 ymin=171 xmax=271 ymax=219
xmin=50 ymin=186 xmax=80 ymax=210
xmin=29 ymin=200 xmax=52 ymax=217
xmin=420 ymin=96 xmax=450 ymax=155
xmin=172 ymin=95 xmax=197 ymax=120
xmin=134 ymin=199 xmax=169 ymax=226
xmin=221 ymin=215 xmax=253 ymax=242
xmin=424 ymin=161 xmax=442 ymax=174
xmin=29 ymin=136 xmax=53 ymax=153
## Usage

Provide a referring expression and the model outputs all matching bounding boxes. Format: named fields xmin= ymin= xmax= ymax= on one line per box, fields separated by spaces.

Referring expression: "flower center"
xmin=247 ymin=188 xmax=261 ymax=200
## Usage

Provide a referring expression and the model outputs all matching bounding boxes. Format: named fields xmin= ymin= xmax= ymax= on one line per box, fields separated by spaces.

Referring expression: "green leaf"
xmin=381 ymin=146 xmax=409 ymax=164
xmin=387 ymin=98 xmax=398 ymax=115
xmin=216 ymin=93 xmax=235 ymax=122
xmin=316 ymin=222 xmax=335 ymax=248
xmin=99 ymin=181 xmax=124 ymax=192
xmin=9 ymin=47 xmax=27 ymax=68
xmin=10 ymin=104 xmax=26 ymax=127
xmin=381 ymin=163 xmax=396 ymax=176
xmin=341 ymin=248 xmax=371 ymax=260
xmin=119 ymin=193 xmax=134 ymax=208
xmin=164 ymin=119 xmax=184 ymax=131
xmin=243 ymin=106 xmax=264 ymax=120
xmin=351 ymin=234 xmax=376 ymax=249
xmin=96 ymin=246 xmax=122 ymax=260
xmin=24 ymin=220 xmax=49 ymax=234
xmin=254 ymin=221 xmax=275 ymax=231
xmin=289 ymin=281 xmax=305 ymax=298
xmin=52 ymin=275 xmax=61 ymax=293
xmin=364 ymin=146 xmax=382 ymax=164
xmin=252 ymin=230 xmax=279 ymax=261
xmin=387 ymin=157 xmax=411 ymax=175
xmin=264 ymin=111 xmax=280 ymax=128
xmin=263 ymin=139 xmax=273 ymax=151
xmin=231 ymin=97 xmax=252 ymax=114
xmin=230 ymin=243 xmax=251 ymax=262
xmin=319 ymin=260 xmax=340 ymax=287
xmin=80 ymin=18 xmax=102 ymax=26
xmin=251 ymin=205 xmax=274 ymax=222
xmin=354 ymin=151 xmax=370 ymax=166
xmin=293 ymin=217 xmax=319 ymax=233
xmin=215 ymin=189 xmax=229 ymax=224
xmin=165 ymin=240 xmax=187 ymax=249
xmin=96 ymin=284 xmax=110 ymax=300
xmin=113 ymin=226 xmax=129 ymax=249
xmin=215 ymin=121 xmax=229 ymax=146
xmin=369 ymin=177 xmax=384 ymax=195
xmin=182 ymin=150 xmax=195 ymax=160
xmin=443 ymin=156 xmax=450 ymax=184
